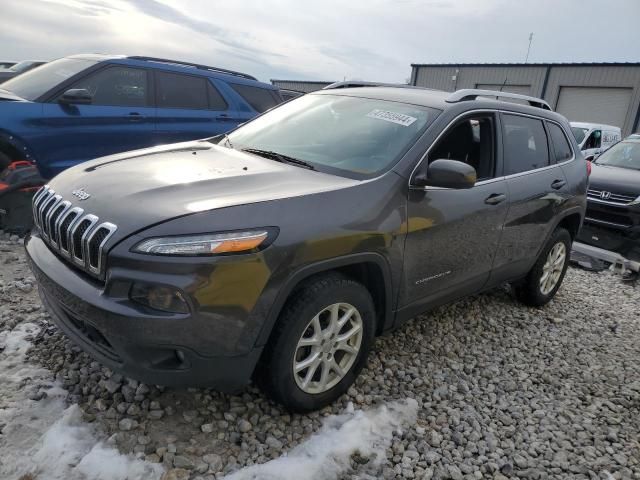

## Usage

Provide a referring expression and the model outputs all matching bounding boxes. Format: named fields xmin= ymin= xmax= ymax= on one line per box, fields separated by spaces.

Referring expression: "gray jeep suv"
xmin=26 ymin=86 xmax=588 ymax=411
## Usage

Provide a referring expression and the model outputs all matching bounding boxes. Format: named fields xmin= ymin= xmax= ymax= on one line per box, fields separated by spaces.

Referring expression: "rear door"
xmin=401 ymin=113 xmax=509 ymax=311
xmin=490 ymin=113 xmax=570 ymax=282
xmin=39 ymin=65 xmax=155 ymax=177
xmin=153 ymin=71 xmax=237 ymax=144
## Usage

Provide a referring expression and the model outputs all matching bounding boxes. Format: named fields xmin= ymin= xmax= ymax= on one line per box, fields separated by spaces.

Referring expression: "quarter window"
xmin=156 ymin=72 xmax=209 ymax=110
xmin=230 ymin=83 xmax=280 ymax=112
xmin=429 ymin=115 xmax=495 ymax=180
xmin=64 ymin=66 xmax=149 ymax=107
xmin=547 ymin=123 xmax=573 ymax=163
xmin=502 ymin=114 xmax=549 ymax=175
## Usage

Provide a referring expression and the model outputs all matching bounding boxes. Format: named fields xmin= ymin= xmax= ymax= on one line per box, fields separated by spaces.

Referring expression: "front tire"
xmin=258 ymin=273 xmax=375 ymax=412
xmin=515 ymin=228 xmax=572 ymax=307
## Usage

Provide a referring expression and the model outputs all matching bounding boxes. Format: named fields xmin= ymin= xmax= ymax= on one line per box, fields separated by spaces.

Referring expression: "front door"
xmin=39 ymin=66 xmax=155 ymax=178
xmin=401 ymin=113 xmax=509 ymax=311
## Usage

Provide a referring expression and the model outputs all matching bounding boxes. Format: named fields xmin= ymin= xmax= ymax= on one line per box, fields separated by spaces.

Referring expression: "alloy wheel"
xmin=293 ymin=302 xmax=363 ymax=394
xmin=540 ymin=242 xmax=567 ymax=295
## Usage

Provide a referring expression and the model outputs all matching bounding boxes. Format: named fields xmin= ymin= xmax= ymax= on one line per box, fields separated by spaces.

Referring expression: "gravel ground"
xmin=1 ymin=231 xmax=639 ymax=480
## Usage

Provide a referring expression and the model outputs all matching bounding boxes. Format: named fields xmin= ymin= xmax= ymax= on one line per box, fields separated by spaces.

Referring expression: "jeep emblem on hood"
xmin=72 ymin=188 xmax=91 ymax=201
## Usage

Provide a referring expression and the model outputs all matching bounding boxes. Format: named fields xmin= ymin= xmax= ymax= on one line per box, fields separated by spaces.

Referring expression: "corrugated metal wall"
xmin=410 ymin=64 xmax=640 ymax=135
xmin=544 ymin=66 xmax=640 ymax=134
xmin=270 ymin=80 xmax=334 ymax=93
xmin=413 ymin=65 xmax=547 ymax=95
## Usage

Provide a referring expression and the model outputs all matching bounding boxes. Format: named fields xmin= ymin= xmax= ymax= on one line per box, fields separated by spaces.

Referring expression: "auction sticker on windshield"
xmin=366 ymin=109 xmax=417 ymax=127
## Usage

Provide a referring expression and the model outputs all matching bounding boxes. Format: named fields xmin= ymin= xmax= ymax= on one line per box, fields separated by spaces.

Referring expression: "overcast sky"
xmin=1 ymin=0 xmax=638 ymax=83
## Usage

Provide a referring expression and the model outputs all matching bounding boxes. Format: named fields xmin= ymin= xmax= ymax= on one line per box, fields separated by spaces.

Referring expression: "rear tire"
xmin=515 ymin=228 xmax=572 ymax=307
xmin=257 ymin=273 xmax=375 ymax=412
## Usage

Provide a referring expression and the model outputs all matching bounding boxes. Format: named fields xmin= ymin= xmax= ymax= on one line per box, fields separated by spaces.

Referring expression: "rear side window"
xmin=547 ymin=123 xmax=573 ymax=163
xmin=64 ymin=66 xmax=149 ymax=107
xmin=207 ymin=83 xmax=228 ymax=110
xmin=230 ymin=83 xmax=279 ymax=112
xmin=156 ymin=71 xmax=209 ymax=110
xmin=502 ymin=114 xmax=549 ymax=175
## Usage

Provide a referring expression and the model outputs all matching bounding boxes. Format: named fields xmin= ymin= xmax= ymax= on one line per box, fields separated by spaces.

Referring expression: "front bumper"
xmin=26 ymin=234 xmax=264 ymax=391
xmin=571 ymin=241 xmax=640 ymax=273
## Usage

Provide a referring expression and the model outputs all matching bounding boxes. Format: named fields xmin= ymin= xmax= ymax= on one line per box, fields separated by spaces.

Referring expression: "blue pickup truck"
xmin=0 ymin=54 xmax=282 ymax=179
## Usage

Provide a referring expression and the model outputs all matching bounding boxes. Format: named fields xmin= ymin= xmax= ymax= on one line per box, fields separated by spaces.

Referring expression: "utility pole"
xmin=525 ymin=32 xmax=534 ymax=63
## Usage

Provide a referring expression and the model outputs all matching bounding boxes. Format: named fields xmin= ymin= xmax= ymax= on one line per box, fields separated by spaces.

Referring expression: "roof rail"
xmin=127 ymin=56 xmax=257 ymax=81
xmin=323 ymin=81 xmax=421 ymax=90
xmin=446 ymin=89 xmax=552 ymax=110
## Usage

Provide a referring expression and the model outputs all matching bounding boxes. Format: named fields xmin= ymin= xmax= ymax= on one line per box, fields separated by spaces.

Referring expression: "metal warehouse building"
xmin=410 ymin=63 xmax=640 ymax=135
xmin=271 ymin=79 xmax=334 ymax=93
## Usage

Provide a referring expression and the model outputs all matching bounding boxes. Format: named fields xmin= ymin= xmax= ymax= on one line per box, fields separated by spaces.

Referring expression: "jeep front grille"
xmin=32 ymin=186 xmax=117 ymax=277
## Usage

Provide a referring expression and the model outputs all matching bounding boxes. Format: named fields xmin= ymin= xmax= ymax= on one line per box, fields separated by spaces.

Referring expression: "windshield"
xmin=594 ymin=141 xmax=640 ymax=170
xmin=9 ymin=61 xmax=40 ymax=73
xmin=571 ymin=127 xmax=589 ymax=145
xmin=1 ymin=57 xmax=96 ymax=100
xmin=225 ymin=93 xmax=438 ymax=179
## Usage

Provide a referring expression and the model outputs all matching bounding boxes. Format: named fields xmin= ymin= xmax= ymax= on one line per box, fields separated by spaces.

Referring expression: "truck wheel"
xmin=515 ymin=228 xmax=572 ymax=307
xmin=258 ymin=273 xmax=375 ymax=412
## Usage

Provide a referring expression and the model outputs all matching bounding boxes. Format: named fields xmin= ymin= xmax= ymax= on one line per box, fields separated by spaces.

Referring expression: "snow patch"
xmin=223 ymin=398 xmax=419 ymax=480
xmin=0 ymin=322 xmax=163 ymax=480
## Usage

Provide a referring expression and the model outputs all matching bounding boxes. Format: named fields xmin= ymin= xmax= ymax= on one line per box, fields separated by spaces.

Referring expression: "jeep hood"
xmin=46 ymin=140 xmax=358 ymax=236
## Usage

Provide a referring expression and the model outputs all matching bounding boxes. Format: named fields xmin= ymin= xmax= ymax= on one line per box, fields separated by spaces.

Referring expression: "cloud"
xmin=0 ymin=0 xmax=638 ymax=83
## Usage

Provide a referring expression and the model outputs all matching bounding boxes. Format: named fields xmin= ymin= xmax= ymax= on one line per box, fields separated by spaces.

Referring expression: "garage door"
xmin=556 ymin=87 xmax=632 ymax=128
xmin=476 ymin=84 xmax=532 ymax=96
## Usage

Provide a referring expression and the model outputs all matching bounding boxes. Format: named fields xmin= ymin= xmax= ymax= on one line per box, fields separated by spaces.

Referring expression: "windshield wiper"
xmin=242 ymin=148 xmax=316 ymax=170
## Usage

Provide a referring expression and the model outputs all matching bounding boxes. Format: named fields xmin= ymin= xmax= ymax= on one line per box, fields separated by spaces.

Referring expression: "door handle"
xmin=485 ymin=193 xmax=506 ymax=205
xmin=128 ymin=112 xmax=144 ymax=122
xmin=551 ymin=179 xmax=566 ymax=190
xmin=216 ymin=113 xmax=238 ymax=122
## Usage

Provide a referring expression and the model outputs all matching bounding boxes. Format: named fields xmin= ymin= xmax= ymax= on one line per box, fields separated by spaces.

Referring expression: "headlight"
xmin=132 ymin=230 xmax=270 ymax=256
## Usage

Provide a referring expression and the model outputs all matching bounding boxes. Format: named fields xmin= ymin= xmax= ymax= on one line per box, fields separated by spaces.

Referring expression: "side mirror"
xmin=59 ymin=88 xmax=92 ymax=105
xmin=412 ymin=159 xmax=477 ymax=189
xmin=584 ymin=155 xmax=595 ymax=162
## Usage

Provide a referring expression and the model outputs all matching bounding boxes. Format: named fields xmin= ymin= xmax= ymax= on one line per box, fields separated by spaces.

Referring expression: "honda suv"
xmin=0 ymin=54 xmax=282 ymax=178
xmin=26 ymin=87 xmax=587 ymax=411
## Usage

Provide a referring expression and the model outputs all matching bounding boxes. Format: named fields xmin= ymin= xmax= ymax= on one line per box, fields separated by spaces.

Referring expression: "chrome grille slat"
xmin=587 ymin=188 xmax=636 ymax=205
xmin=32 ymin=187 xmax=117 ymax=277
xmin=43 ymin=195 xmax=63 ymax=239
xmin=87 ymin=222 xmax=118 ymax=274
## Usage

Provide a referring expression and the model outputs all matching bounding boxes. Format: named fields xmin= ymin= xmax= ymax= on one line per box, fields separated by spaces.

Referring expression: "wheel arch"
xmin=255 ymin=253 xmax=395 ymax=347
xmin=0 ymin=130 xmax=36 ymax=163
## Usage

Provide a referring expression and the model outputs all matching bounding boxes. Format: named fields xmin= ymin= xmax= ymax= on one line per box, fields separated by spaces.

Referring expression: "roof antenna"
xmin=499 ymin=76 xmax=508 ymax=92
xmin=525 ymin=32 xmax=534 ymax=63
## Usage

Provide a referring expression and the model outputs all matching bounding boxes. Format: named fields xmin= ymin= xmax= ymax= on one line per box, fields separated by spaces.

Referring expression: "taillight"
xmin=586 ymin=160 xmax=592 ymax=176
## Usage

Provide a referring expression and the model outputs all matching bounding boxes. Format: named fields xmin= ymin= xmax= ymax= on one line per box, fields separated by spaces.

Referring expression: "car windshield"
xmin=1 ymin=57 xmax=95 ymax=100
xmin=594 ymin=141 xmax=640 ymax=170
xmin=9 ymin=61 xmax=41 ymax=73
xmin=571 ymin=127 xmax=589 ymax=145
xmin=225 ymin=93 xmax=438 ymax=179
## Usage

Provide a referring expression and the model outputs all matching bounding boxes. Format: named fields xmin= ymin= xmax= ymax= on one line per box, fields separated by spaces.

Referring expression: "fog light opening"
xmin=130 ymin=282 xmax=189 ymax=314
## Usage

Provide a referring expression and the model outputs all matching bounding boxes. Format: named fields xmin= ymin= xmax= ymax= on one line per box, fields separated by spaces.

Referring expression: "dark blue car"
xmin=0 ymin=54 xmax=282 ymax=178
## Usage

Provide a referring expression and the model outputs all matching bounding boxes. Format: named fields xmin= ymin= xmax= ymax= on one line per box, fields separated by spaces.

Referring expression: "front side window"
xmin=547 ymin=123 xmax=573 ymax=163
xmin=584 ymin=130 xmax=602 ymax=150
xmin=156 ymin=71 xmax=209 ymax=110
xmin=231 ymin=83 xmax=280 ymax=112
xmin=2 ymin=57 xmax=96 ymax=101
xmin=502 ymin=114 xmax=549 ymax=175
xmin=428 ymin=115 xmax=495 ymax=180
xmin=226 ymin=93 xmax=438 ymax=179
xmin=594 ymin=141 xmax=640 ymax=171
xmin=61 ymin=66 xmax=149 ymax=107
